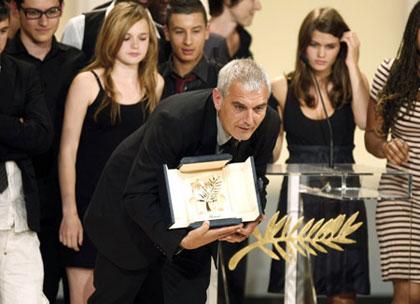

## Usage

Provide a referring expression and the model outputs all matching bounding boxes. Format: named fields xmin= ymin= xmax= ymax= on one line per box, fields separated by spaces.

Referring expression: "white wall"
xmin=58 ymin=0 xmax=413 ymax=298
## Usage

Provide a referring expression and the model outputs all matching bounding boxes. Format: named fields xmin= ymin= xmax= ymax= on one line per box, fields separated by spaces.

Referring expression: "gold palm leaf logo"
xmin=228 ymin=211 xmax=362 ymax=271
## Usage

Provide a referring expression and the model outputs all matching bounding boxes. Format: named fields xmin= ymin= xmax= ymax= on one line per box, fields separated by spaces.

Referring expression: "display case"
xmin=162 ymin=154 xmax=262 ymax=229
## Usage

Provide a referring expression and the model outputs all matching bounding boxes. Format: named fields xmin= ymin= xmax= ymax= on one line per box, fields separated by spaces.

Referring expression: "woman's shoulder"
xmin=69 ymin=69 xmax=103 ymax=105
xmin=272 ymin=75 xmax=288 ymax=89
xmin=371 ymin=58 xmax=395 ymax=101
xmin=73 ymin=68 xmax=103 ymax=86
xmin=380 ymin=58 xmax=395 ymax=70
xmin=156 ymin=72 xmax=164 ymax=89
xmin=154 ymin=72 xmax=165 ymax=101
xmin=271 ymin=75 xmax=289 ymax=109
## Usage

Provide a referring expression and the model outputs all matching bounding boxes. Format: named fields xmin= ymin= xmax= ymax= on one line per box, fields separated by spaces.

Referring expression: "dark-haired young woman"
xmin=58 ymin=3 xmax=164 ymax=303
xmin=365 ymin=2 xmax=420 ymax=303
xmin=268 ymin=7 xmax=370 ymax=304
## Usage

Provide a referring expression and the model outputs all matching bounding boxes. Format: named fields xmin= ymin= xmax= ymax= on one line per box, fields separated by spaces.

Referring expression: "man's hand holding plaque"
xmin=219 ymin=215 xmax=263 ymax=243
xmin=179 ymin=221 xmax=244 ymax=249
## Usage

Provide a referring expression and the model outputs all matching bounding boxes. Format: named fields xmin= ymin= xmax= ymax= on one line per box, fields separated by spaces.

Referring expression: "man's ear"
xmin=212 ymin=88 xmax=222 ymax=111
xmin=163 ymin=25 xmax=170 ymax=42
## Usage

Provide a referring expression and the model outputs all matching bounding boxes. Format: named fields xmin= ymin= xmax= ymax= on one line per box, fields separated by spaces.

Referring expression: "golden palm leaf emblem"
xmin=228 ymin=211 xmax=362 ymax=271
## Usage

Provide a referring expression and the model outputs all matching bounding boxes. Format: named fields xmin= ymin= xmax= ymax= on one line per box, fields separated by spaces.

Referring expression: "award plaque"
xmin=162 ymin=154 xmax=262 ymax=229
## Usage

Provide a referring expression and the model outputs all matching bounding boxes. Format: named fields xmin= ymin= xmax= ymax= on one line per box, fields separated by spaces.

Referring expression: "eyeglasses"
xmin=20 ymin=6 xmax=62 ymax=20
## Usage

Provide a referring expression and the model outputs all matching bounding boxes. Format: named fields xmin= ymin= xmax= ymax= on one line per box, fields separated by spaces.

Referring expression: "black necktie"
xmin=220 ymin=138 xmax=239 ymax=158
xmin=0 ymin=162 xmax=8 ymax=193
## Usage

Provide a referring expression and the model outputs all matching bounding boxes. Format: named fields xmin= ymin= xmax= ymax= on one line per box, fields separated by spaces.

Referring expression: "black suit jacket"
xmin=0 ymin=54 xmax=53 ymax=232
xmin=84 ymin=89 xmax=280 ymax=270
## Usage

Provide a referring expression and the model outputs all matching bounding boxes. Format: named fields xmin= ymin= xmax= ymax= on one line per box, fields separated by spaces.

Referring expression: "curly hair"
xmin=290 ymin=7 xmax=351 ymax=109
xmin=376 ymin=1 xmax=420 ymax=135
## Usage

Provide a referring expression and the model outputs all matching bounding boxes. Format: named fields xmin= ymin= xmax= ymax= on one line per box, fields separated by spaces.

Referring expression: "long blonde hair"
xmin=86 ymin=2 xmax=159 ymax=123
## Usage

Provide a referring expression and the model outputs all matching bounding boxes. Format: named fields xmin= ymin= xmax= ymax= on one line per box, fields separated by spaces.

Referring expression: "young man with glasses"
xmin=6 ymin=0 xmax=85 ymax=302
xmin=0 ymin=1 xmax=52 ymax=303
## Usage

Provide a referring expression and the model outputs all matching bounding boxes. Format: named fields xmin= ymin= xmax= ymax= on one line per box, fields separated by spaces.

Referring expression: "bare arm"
xmin=365 ymin=97 xmax=409 ymax=165
xmin=156 ymin=72 xmax=165 ymax=101
xmin=271 ymin=76 xmax=287 ymax=162
xmin=341 ymin=31 xmax=369 ymax=130
xmin=365 ymin=98 xmax=386 ymax=158
xmin=58 ymin=72 xmax=98 ymax=251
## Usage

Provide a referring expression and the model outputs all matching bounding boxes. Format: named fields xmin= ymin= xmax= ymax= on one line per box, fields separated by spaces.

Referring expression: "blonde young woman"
xmin=58 ymin=3 xmax=164 ymax=303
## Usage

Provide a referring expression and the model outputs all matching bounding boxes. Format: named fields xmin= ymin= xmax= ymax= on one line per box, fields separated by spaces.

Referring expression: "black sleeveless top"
xmin=268 ymin=82 xmax=370 ymax=296
xmin=283 ymin=82 xmax=356 ymax=164
xmin=75 ymin=71 xmax=148 ymax=211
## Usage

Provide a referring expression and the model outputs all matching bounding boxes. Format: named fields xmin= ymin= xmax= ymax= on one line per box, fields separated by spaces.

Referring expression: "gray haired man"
xmin=85 ymin=59 xmax=280 ymax=304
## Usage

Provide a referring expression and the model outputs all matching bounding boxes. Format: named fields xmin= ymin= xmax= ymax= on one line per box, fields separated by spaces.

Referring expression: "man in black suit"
xmin=0 ymin=2 xmax=52 ymax=302
xmin=84 ymin=58 xmax=280 ymax=304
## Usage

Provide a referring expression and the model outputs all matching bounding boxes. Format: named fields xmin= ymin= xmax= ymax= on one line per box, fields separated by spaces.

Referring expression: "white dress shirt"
xmin=0 ymin=162 xmax=29 ymax=232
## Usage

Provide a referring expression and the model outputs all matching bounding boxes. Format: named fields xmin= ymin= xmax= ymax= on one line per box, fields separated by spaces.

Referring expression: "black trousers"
xmin=38 ymin=217 xmax=69 ymax=304
xmin=217 ymin=241 xmax=247 ymax=304
xmin=89 ymin=249 xmax=211 ymax=304
xmin=37 ymin=175 xmax=70 ymax=304
xmin=88 ymin=254 xmax=164 ymax=304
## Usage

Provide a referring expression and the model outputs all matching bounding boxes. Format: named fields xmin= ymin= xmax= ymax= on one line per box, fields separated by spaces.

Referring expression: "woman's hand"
xmin=383 ymin=138 xmax=409 ymax=165
xmin=341 ymin=31 xmax=360 ymax=68
xmin=59 ymin=212 xmax=84 ymax=252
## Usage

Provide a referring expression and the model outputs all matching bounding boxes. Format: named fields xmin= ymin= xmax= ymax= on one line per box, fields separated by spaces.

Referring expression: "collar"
xmin=216 ymin=115 xmax=231 ymax=146
xmin=107 ymin=1 xmax=160 ymax=39
xmin=7 ymin=31 xmax=62 ymax=59
xmin=106 ymin=0 xmax=115 ymax=15
xmin=164 ymin=55 xmax=210 ymax=82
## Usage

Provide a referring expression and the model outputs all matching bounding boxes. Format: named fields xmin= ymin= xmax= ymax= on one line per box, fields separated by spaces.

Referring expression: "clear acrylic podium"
xmin=265 ymin=163 xmax=412 ymax=304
